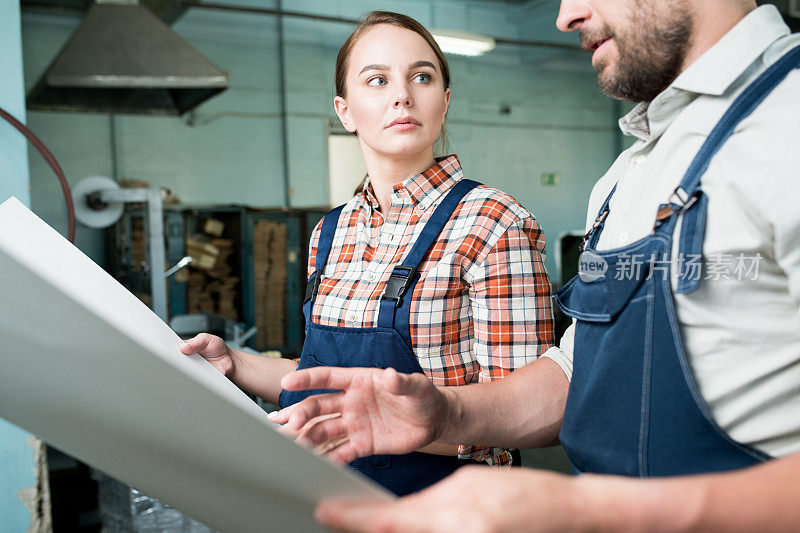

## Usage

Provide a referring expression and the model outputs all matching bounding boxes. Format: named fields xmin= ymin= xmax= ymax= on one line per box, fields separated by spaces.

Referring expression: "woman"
xmin=180 ymin=11 xmax=553 ymax=496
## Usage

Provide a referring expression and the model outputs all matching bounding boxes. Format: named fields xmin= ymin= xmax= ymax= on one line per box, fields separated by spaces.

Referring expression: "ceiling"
xmin=20 ymin=0 xmax=800 ymax=31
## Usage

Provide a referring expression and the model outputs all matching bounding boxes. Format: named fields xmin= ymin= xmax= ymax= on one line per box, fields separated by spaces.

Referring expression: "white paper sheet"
xmin=0 ymin=197 xmax=391 ymax=532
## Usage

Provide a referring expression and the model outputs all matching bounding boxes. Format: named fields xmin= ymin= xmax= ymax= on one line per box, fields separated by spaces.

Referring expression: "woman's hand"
xmin=269 ymin=367 xmax=454 ymax=464
xmin=179 ymin=333 xmax=237 ymax=378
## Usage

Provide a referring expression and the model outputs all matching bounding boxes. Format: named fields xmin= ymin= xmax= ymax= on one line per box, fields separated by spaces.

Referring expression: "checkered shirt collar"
xmin=361 ymin=154 xmax=463 ymax=213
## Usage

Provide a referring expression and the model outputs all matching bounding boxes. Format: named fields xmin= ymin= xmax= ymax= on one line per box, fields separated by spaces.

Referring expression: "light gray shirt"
xmin=543 ymin=5 xmax=800 ymax=458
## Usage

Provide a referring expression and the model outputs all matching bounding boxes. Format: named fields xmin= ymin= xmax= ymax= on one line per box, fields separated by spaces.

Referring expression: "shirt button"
xmin=364 ymin=271 xmax=377 ymax=283
xmin=618 ymin=232 xmax=629 ymax=243
xmin=633 ymin=154 xmax=647 ymax=166
xmin=346 ymin=312 xmax=359 ymax=324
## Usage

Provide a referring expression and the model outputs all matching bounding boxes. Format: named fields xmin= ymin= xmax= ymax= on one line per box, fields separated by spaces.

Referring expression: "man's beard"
xmin=586 ymin=4 xmax=693 ymax=103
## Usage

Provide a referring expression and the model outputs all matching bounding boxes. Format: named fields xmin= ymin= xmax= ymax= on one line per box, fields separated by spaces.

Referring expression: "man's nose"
xmin=556 ymin=0 xmax=592 ymax=32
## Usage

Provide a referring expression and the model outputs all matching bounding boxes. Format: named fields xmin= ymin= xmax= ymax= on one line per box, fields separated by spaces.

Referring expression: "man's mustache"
xmin=580 ymin=26 xmax=615 ymax=50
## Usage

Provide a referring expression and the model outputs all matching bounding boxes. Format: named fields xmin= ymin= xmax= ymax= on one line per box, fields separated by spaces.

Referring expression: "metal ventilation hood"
xmin=27 ymin=1 xmax=229 ymax=115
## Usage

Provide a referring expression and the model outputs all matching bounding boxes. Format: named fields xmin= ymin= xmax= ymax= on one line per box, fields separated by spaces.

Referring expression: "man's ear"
xmin=334 ymin=96 xmax=357 ymax=133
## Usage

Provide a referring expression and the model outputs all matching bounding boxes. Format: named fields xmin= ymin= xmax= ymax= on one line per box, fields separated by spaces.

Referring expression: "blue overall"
xmin=555 ymin=45 xmax=800 ymax=476
xmin=280 ymin=179 xmax=483 ymax=496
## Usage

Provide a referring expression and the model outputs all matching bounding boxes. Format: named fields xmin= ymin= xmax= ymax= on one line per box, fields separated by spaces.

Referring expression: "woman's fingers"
xmin=179 ymin=333 xmax=216 ymax=355
xmin=296 ymin=415 xmax=347 ymax=449
xmin=326 ymin=442 xmax=361 ymax=465
xmin=297 ymin=415 xmax=375 ymax=465
xmin=270 ymin=392 xmax=344 ymax=430
xmin=268 ymin=403 xmax=293 ymax=424
xmin=179 ymin=335 xmax=200 ymax=354
xmin=314 ymin=435 xmax=352 ymax=463
xmin=276 ymin=412 xmax=340 ymax=439
xmin=275 ymin=413 xmax=356 ymax=464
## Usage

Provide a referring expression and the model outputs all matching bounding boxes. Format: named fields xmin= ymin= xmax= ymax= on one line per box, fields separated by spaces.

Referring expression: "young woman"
xmin=180 ymin=11 xmax=553 ymax=496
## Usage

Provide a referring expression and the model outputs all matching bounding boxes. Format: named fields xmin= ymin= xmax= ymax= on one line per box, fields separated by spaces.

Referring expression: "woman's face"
xmin=334 ymin=24 xmax=450 ymax=161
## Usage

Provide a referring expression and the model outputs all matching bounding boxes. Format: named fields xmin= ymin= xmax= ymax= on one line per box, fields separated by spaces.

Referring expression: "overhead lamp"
xmin=430 ymin=29 xmax=496 ymax=57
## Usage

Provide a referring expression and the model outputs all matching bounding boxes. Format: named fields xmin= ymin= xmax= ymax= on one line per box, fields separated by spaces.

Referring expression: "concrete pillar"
xmin=0 ymin=2 xmax=46 ymax=531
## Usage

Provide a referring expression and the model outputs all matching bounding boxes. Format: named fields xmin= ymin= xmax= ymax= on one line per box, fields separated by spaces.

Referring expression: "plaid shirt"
xmin=307 ymin=155 xmax=554 ymax=465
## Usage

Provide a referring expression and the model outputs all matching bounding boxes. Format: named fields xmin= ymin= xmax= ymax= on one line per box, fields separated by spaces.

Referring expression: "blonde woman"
xmin=182 ymin=11 xmax=553 ymax=496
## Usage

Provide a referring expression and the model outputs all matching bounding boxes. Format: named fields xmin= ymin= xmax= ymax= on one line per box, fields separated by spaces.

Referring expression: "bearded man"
xmin=273 ymin=1 xmax=800 ymax=530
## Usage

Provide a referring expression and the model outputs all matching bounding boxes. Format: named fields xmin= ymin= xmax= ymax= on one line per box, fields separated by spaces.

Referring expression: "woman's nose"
xmin=393 ymin=93 xmax=412 ymax=108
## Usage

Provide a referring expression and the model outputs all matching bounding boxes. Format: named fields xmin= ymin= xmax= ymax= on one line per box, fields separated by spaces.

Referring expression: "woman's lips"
xmin=390 ymin=122 xmax=420 ymax=132
xmin=387 ymin=117 xmax=421 ymax=131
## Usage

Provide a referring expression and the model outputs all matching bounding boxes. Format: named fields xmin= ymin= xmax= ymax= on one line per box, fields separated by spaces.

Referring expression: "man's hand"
xmin=270 ymin=367 xmax=455 ymax=464
xmin=318 ymin=452 xmax=800 ymax=533
xmin=314 ymin=465 xmax=586 ymax=533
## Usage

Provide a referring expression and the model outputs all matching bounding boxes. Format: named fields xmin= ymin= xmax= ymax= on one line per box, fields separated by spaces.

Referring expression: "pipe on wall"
xmin=275 ymin=0 xmax=291 ymax=208
xmin=175 ymin=1 xmax=583 ymax=52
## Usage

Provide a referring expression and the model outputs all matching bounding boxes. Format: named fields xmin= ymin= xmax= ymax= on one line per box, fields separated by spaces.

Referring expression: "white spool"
xmin=72 ymin=176 xmax=125 ymax=229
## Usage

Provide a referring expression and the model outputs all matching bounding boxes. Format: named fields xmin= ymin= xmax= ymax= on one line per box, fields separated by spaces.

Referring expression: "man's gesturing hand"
xmin=270 ymin=367 xmax=454 ymax=464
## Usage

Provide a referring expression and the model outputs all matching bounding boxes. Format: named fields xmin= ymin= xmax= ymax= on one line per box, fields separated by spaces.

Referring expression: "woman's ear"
xmin=334 ymin=96 xmax=357 ymax=133
xmin=442 ymin=88 xmax=451 ymax=118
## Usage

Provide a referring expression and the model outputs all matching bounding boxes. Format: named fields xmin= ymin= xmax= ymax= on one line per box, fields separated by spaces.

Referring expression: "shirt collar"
xmin=619 ymin=5 xmax=790 ymax=141
xmin=361 ymin=178 xmax=380 ymax=211
xmin=361 ymin=154 xmax=463 ymax=213
xmin=671 ymin=5 xmax=789 ymax=96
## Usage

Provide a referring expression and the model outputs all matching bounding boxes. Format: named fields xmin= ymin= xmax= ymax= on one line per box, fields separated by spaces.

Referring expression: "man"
xmin=272 ymin=0 xmax=800 ymax=530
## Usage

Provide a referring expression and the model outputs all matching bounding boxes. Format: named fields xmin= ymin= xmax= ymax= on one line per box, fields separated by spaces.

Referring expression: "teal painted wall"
xmin=0 ymin=2 xmax=37 ymax=531
xmin=1 ymin=2 xmax=31 ymax=207
xmin=21 ymin=0 xmax=617 ymax=275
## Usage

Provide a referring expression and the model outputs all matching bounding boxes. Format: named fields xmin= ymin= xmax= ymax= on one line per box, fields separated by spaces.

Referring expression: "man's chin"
xmin=593 ymin=56 xmax=613 ymax=77
xmin=597 ymin=73 xmax=628 ymax=101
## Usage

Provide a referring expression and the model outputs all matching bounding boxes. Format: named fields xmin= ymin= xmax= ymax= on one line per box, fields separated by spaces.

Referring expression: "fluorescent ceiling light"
xmin=431 ymin=29 xmax=496 ymax=57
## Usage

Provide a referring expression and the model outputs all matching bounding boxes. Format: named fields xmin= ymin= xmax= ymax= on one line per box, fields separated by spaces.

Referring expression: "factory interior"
xmin=1 ymin=0 xmax=798 ymax=531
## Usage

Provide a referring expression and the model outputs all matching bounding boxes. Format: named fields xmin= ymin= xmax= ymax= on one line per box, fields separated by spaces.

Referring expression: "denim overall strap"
xmin=668 ymin=44 xmax=800 ymax=293
xmin=583 ymin=184 xmax=617 ymax=251
xmin=376 ymin=179 xmax=481 ymax=347
xmin=303 ymin=204 xmax=346 ymax=308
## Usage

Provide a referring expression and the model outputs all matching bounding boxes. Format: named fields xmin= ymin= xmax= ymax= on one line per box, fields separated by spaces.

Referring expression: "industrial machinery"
xmin=72 ymin=175 xmax=190 ymax=321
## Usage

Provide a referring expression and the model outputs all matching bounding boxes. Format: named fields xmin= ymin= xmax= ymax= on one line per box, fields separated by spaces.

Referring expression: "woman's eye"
xmin=367 ymin=76 xmax=387 ymax=87
xmin=414 ymin=73 xmax=432 ymax=84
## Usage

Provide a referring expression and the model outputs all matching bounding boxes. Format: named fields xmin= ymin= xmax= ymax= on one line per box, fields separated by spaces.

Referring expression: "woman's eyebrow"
xmin=358 ymin=61 xmax=437 ymax=75
xmin=410 ymin=60 xmax=437 ymax=71
xmin=358 ymin=64 xmax=389 ymax=75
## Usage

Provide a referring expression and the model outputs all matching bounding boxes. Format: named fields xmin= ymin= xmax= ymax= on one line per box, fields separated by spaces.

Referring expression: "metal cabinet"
xmin=108 ymin=204 xmax=327 ymax=357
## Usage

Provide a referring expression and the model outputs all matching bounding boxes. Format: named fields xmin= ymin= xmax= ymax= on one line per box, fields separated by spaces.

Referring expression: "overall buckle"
xmin=382 ymin=265 xmax=417 ymax=307
xmin=580 ymin=209 xmax=609 ymax=252
xmin=669 ymin=186 xmax=700 ymax=214
xmin=304 ymin=270 xmax=323 ymax=303
xmin=653 ymin=187 xmax=701 ymax=232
